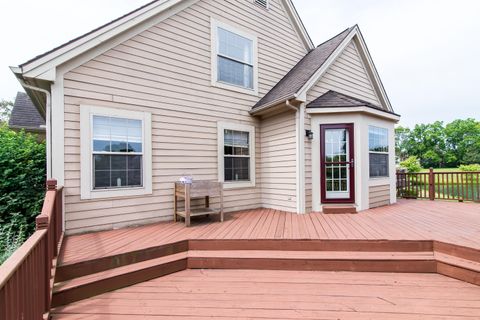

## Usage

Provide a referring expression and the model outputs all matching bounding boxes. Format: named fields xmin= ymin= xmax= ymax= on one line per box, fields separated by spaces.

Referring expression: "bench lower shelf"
xmin=175 ymin=208 xmax=221 ymax=218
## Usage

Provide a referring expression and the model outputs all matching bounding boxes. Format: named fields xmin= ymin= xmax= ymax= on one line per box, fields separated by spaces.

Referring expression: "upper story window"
xmin=211 ymin=19 xmax=258 ymax=95
xmin=369 ymin=126 xmax=389 ymax=178
xmin=254 ymin=0 xmax=269 ymax=9
xmin=80 ymin=105 xmax=152 ymax=199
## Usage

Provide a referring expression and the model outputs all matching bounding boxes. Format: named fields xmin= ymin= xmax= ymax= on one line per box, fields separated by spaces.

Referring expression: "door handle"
xmin=350 ymin=159 xmax=355 ymax=168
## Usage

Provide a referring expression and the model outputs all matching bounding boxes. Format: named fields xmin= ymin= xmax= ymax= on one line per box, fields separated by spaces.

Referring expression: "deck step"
xmin=323 ymin=206 xmax=357 ymax=214
xmin=435 ymin=252 xmax=480 ymax=286
xmin=188 ymin=250 xmax=436 ymax=273
xmin=52 ymin=252 xmax=188 ymax=307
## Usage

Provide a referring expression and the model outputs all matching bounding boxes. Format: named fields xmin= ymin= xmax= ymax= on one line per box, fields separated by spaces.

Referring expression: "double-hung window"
xmin=369 ymin=126 xmax=389 ymax=178
xmin=80 ymin=105 xmax=152 ymax=199
xmin=218 ymin=122 xmax=256 ymax=189
xmin=211 ymin=19 xmax=258 ymax=95
xmin=92 ymin=116 xmax=143 ymax=189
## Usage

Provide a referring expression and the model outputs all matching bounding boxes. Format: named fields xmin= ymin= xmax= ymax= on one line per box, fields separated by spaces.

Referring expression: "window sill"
xmin=369 ymin=177 xmax=391 ymax=186
xmin=212 ymin=81 xmax=258 ymax=96
xmin=223 ymin=181 xmax=255 ymax=190
xmin=81 ymin=186 xmax=152 ymax=200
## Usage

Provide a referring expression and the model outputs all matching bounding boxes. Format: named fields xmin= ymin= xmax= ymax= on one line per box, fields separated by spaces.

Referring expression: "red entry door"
xmin=320 ymin=124 xmax=355 ymax=203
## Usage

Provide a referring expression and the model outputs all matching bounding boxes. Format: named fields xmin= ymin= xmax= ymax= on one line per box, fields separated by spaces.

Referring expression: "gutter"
xmin=249 ymin=93 xmax=299 ymax=115
xmin=15 ymin=76 xmax=53 ymax=178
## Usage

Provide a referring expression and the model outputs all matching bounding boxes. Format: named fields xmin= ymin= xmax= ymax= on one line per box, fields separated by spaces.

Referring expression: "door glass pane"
xmin=325 ymin=129 xmax=348 ymax=163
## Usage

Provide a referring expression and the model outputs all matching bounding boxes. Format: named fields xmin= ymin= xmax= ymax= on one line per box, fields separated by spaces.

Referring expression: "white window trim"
xmin=210 ymin=18 xmax=259 ymax=96
xmin=217 ymin=121 xmax=256 ymax=189
xmin=80 ymin=105 xmax=152 ymax=200
xmin=368 ymin=126 xmax=389 ymax=179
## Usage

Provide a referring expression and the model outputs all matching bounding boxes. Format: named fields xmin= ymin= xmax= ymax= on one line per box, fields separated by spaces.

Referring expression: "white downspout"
xmin=17 ymin=79 xmax=53 ymax=179
xmin=287 ymin=100 xmax=305 ymax=214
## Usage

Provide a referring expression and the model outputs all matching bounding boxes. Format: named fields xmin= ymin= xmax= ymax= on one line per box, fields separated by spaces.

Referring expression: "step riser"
xmin=437 ymin=262 xmax=480 ymax=286
xmin=56 ymin=240 xmax=188 ymax=282
xmin=323 ymin=207 xmax=357 ymax=214
xmin=189 ymin=240 xmax=433 ymax=252
xmin=52 ymin=258 xmax=187 ymax=308
xmin=188 ymin=258 xmax=437 ymax=273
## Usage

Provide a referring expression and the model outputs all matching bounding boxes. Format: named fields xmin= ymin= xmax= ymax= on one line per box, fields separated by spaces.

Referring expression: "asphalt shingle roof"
xmin=307 ymin=90 xmax=398 ymax=115
xmin=252 ymin=27 xmax=353 ymax=111
xmin=9 ymin=92 xmax=45 ymax=131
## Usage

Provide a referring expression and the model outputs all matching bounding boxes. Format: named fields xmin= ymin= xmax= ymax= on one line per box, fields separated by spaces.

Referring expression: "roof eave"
xmin=250 ymin=94 xmax=299 ymax=115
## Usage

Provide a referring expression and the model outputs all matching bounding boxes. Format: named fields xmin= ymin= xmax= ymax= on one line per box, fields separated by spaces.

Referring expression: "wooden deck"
xmin=60 ymin=199 xmax=480 ymax=265
xmin=50 ymin=200 xmax=480 ymax=318
xmin=52 ymin=269 xmax=480 ymax=319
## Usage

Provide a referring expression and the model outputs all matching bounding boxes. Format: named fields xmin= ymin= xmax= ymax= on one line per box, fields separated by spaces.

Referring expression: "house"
xmin=11 ymin=0 xmax=399 ymax=235
xmin=8 ymin=91 xmax=46 ymax=140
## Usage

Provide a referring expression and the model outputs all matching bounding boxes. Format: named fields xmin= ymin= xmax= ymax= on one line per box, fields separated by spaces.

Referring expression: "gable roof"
xmin=8 ymin=92 xmax=46 ymax=131
xmin=308 ymin=90 xmax=399 ymax=116
xmin=252 ymin=27 xmax=352 ymax=111
xmin=251 ymin=25 xmax=395 ymax=115
xmin=13 ymin=0 xmax=314 ymax=82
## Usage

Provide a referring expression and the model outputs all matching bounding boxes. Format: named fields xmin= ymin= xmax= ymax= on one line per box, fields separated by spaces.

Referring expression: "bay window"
xmin=369 ymin=126 xmax=389 ymax=178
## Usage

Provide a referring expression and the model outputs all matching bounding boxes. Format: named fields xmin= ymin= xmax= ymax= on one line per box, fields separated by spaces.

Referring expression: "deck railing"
xmin=397 ymin=169 xmax=480 ymax=202
xmin=0 ymin=179 xmax=63 ymax=320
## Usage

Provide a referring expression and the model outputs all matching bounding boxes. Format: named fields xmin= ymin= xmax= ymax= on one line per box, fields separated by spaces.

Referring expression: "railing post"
xmin=429 ymin=168 xmax=435 ymax=201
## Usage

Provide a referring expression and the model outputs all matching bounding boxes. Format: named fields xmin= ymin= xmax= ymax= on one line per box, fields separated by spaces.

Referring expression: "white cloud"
xmin=0 ymin=0 xmax=478 ymax=127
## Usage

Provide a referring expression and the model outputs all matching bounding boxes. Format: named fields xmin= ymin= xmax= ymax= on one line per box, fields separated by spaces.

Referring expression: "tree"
xmin=0 ymin=99 xmax=13 ymax=123
xmin=395 ymin=126 xmax=411 ymax=162
xmin=395 ymin=118 xmax=480 ymax=168
xmin=444 ymin=118 xmax=480 ymax=165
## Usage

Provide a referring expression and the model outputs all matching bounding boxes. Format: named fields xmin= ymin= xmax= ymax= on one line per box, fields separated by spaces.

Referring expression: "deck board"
xmin=51 ymin=269 xmax=480 ymax=319
xmin=59 ymin=200 xmax=480 ymax=266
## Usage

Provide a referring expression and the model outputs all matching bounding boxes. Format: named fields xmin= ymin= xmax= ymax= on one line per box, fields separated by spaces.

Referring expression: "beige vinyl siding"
xmin=369 ymin=184 xmax=391 ymax=208
xmin=304 ymin=40 xmax=383 ymax=212
xmin=259 ymin=110 xmax=297 ymax=212
xmin=306 ymin=41 xmax=381 ymax=106
xmin=63 ymin=0 xmax=307 ymax=234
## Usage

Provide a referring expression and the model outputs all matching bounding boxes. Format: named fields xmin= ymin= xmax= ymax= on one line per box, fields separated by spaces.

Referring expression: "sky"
xmin=0 ymin=0 xmax=479 ymax=127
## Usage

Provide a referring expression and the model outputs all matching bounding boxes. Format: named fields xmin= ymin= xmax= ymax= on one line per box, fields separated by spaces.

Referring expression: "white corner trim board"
xmin=80 ymin=105 xmax=152 ymax=200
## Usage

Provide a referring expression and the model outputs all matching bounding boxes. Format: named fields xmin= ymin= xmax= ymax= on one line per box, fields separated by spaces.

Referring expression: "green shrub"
xmin=0 ymin=221 xmax=26 ymax=264
xmin=459 ymin=164 xmax=480 ymax=172
xmin=400 ymin=156 xmax=423 ymax=173
xmin=0 ymin=125 xmax=45 ymax=261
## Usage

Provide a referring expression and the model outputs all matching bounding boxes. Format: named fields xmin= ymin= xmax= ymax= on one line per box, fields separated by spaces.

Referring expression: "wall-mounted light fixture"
xmin=305 ymin=129 xmax=314 ymax=140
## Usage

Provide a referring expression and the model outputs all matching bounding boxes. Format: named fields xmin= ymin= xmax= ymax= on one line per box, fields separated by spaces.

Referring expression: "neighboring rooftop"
xmin=8 ymin=92 xmax=45 ymax=131
xmin=252 ymin=27 xmax=353 ymax=111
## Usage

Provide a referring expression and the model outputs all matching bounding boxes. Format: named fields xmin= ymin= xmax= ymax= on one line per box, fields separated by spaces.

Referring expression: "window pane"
xmin=218 ymin=56 xmax=253 ymax=89
xmin=369 ymin=153 xmax=389 ymax=177
xmin=369 ymin=126 xmax=389 ymax=152
xmin=92 ymin=115 xmax=143 ymax=154
xmin=93 ymin=140 xmax=111 ymax=152
xmin=218 ymin=27 xmax=253 ymax=64
xmin=93 ymin=155 xmax=143 ymax=189
xmin=224 ymin=157 xmax=250 ymax=182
